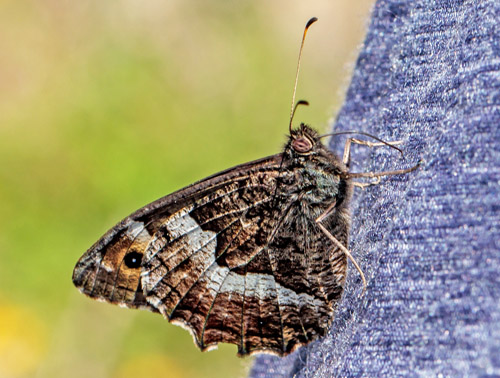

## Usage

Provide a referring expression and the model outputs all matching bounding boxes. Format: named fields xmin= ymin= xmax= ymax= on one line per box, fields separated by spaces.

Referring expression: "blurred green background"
xmin=0 ymin=1 xmax=374 ymax=377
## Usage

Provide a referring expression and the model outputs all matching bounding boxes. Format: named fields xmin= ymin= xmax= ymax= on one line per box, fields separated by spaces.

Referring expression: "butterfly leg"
xmin=315 ymin=201 xmax=367 ymax=294
xmin=348 ymin=163 xmax=421 ymax=188
xmin=343 ymin=137 xmax=403 ymax=166
xmin=343 ymin=136 xmax=420 ymax=187
xmin=353 ymin=177 xmax=381 ymax=189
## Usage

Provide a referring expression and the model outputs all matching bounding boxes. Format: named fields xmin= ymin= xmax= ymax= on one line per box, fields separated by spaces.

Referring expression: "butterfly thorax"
xmin=281 ymin=123 xmax=352 ymax=215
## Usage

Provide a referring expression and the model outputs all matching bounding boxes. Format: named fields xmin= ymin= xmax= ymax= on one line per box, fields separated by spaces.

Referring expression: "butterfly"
xmin=72 ymin=17 xmax=419 ymax=356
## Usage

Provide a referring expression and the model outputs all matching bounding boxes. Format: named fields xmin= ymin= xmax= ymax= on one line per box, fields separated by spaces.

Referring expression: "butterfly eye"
xmin=124 ymin=251 xmax=143 ymax=269
xmin=292 ymin=136 xmax=313 ymax=153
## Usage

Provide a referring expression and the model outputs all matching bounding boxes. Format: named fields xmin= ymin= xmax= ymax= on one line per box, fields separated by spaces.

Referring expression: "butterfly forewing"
xmin=72 ymin=155 xmax=280 ymax=308
xmin=72 ymin=218 xmax=158 ymax=311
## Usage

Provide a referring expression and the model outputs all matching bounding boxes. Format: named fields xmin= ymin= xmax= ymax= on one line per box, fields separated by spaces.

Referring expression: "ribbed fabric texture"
xmin=249 ymin=0 xmax=500 ymax=376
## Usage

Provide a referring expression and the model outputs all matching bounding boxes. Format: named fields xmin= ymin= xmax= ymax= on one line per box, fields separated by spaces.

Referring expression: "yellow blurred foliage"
xmin=113 ymin=354 xmax=185 ymax=378
xmin=0 ymin=303 xmax=48 ymax=377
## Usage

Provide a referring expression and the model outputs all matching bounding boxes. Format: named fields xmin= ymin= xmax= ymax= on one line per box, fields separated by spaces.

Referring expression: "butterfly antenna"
xmin=290 ymin=100 xmax=309 ymax=128
xmin=289 ymin=17 xmax=318 ymax=135
xmin=320 ymin=131 xmax=405 ymax=156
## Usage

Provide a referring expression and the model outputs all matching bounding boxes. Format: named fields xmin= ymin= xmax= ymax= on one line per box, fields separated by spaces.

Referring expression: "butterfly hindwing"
xmin=140 ymin=157 xmax=285 ymax=353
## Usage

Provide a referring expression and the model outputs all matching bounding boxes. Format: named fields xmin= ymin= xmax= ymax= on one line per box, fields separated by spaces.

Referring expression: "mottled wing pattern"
xmin=140 ymin=157 xmax=287 ymax=355
xmin=72 ymin=216 xmax=158 ymax=312
xmin=72 ymin=155 xmax=280 ymax=312
xmin=73 ymin=130 xmax=351 ymax=356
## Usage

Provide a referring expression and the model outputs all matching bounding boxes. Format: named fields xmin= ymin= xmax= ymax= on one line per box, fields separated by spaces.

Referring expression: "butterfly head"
xmin=290 ymin=123 xmax=320 ymax=155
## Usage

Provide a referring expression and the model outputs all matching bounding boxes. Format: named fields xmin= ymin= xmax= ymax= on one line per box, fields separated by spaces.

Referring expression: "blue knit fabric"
xmin=249 ymin=1 xmax=500 ymax=377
